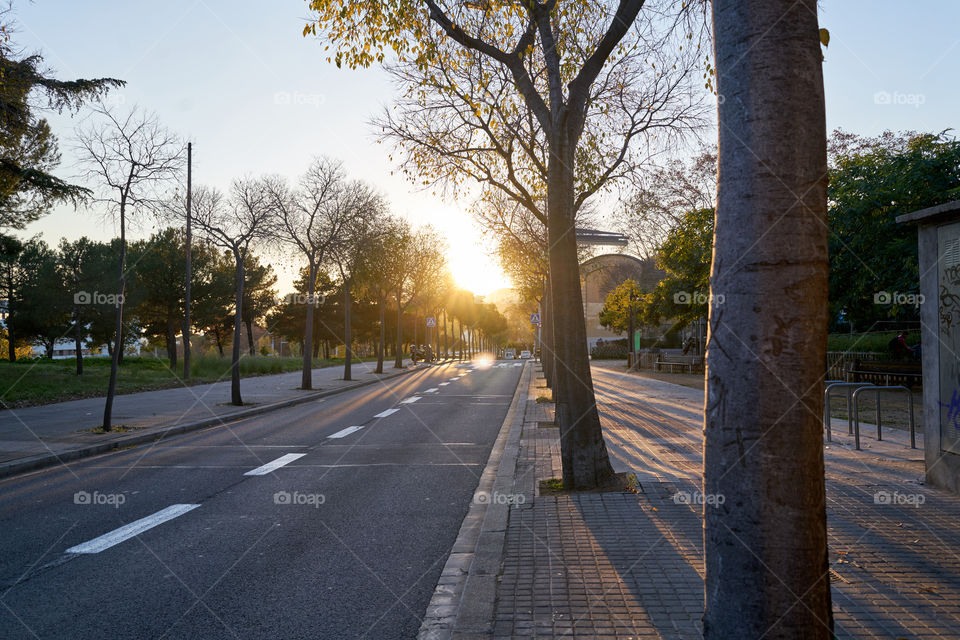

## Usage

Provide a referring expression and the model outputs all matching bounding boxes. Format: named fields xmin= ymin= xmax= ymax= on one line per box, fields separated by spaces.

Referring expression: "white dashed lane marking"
xmin=424 ymin=388 xmax=439 ymax=393
xmin=65 ymin=504 xmax=201 ymax=554
xmin=374 ymin=408 xmax=400 ymax=418
xmin=328 ymin=426 xmax=364 ymax=439
xmin=439 ymin=382 xmax=450 ymax=386
xmin=400 ymin=396 xmax=421 ymax=404
xmin=243 ymin=453 xmax=306 ymax=476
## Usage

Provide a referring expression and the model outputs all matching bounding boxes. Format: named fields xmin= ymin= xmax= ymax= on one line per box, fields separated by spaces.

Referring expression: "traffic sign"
xmin=529 ymin=313 xmax=541 ymax=324
xmin=425 ymin=317 xmax=436 ymax=327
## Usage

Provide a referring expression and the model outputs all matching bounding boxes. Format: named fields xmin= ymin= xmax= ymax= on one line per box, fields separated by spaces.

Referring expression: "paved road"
xmin=0 ymin=360 xmax=526 ymax=639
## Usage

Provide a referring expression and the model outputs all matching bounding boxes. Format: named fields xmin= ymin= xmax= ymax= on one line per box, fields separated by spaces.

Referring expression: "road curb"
xmin=417 ymin=361 xmax=531 ymax=640
xmin=0 ymin=366 xmax=420 ymax=481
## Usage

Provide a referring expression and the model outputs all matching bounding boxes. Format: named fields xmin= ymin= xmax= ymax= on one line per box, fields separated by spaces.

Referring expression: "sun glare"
xmin=448 ymin=242 xmax=512 ymax=296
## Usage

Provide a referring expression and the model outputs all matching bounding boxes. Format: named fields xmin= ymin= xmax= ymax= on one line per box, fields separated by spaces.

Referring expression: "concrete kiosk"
xmin=897 ymin=200 xmax=960 ymax=493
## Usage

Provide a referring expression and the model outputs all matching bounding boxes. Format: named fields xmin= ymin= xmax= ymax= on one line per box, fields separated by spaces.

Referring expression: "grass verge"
xmin=0 ymin=355 xmax=377 ymax=409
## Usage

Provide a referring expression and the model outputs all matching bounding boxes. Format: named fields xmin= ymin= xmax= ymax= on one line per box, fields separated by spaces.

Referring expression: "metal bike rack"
xmin=823 ymin=382 xmax=875 ymax=442
xmin=851 ymin=385 xmax=916 ymax=451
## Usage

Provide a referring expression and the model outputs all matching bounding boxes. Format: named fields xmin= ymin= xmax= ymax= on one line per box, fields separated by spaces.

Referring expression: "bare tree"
xmin=76 ymin=104 xmax=183 ymax=431
xmin=612 ymin=146 xmax=717 ymax=258
xmin=356 ymin=215 xmax=410 ymax=374
xmin=400 ymin=226 xmax=449 ymax=364
xmin=328 ymin=182 xmax=388 ymax=381
xmin=190 ymin=180 xmax=275 ymax=405
xmin=266 ymin=157 xmax=355 ymax=390
xmin=704 ymin=0 xmax=833 ymax=636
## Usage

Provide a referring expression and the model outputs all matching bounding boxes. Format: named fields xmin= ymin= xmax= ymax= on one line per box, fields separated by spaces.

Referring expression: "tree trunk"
xmin=302 ymin=263 xmax=317 ymax=389
xmin=547 ymin=130 xmax=615 ymax=490
xmin=102 ymin=201 xmax=127 ymax=432
xmin=442 ymin=308 xmax=448 ymax=360
xmin=166 ymin=316 xmax=178 ymax=370
xmin=342 ymin=282 xmax=353 ymax=381
xmin=231 ymin=253 xmax=245 ymax=405
xmin=246 ymin=318 xmax=255 ymax=356
xmin=215 ymin=332 xmax=224 ymax=358
xmin=376 ymin=296 xmax=386 ymax=373
xmin=74 ymin=317 xmax=83 ymax=375
xmin=394 ymin=291 xmax=404 ymax=369
xmin=542 ymin=277 xmax=554 ymax=388
xmin=703 ymin=1 xmax=833 ymax=637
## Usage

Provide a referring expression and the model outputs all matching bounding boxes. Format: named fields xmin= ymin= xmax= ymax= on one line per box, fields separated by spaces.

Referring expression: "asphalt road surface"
xmin=0 ymin=360 xmax=525 ymax=639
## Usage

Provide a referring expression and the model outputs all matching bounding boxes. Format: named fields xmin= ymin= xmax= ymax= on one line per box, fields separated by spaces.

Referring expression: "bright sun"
xmin=447 ymin=240 xmax=513 ymax=296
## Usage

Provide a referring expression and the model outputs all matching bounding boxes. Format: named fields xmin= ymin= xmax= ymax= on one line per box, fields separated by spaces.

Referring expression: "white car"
xmin=519 ymin=349 xmax=532 ymax=359
xmin=504 ymin=349 xmax=517 ymax=359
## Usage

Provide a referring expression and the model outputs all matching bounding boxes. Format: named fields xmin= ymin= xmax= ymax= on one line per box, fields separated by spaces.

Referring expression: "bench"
xmin=846 ymin=359 xmax=922 ymax=388
xmin=654 ymin=354 xmax=702 ymax=374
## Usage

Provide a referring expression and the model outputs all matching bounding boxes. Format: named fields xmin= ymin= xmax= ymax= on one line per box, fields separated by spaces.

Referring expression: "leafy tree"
xmin=828 ymin=130 xmax=960 ymax=331
xmin=0 ymin=5 xmax=122 ymax=229
xmin=8 ymin=239 xmax=69 ymax=357
xmin=58 ymin=237 xmax=115 ymax=373
xmin=597 ymin=279 xmax=644 ymax=334
xmin=637 ymin=206 xmax=713 ymax=329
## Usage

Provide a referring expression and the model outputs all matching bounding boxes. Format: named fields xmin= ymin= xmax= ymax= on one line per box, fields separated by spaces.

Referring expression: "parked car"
xmin=504 ymin=348 xmax=516 ymax=360
xmin=519 ymin=349 xmax=532 ymax=359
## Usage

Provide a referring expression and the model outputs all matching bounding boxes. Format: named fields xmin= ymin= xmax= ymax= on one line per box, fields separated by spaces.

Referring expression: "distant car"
xmin=504 ymin=349 xmax=516 ymax=360
xmin=519 ymin=350 xmax=532 ymax=359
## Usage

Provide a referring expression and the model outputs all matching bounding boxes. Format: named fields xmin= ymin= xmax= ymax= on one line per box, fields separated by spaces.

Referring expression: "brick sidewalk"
xmin=490 ymin=364 xmax=960 ymax=639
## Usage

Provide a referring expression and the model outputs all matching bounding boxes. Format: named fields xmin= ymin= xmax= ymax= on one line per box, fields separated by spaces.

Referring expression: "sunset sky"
xmin=11 ymin=0 xmax=959 ymax=295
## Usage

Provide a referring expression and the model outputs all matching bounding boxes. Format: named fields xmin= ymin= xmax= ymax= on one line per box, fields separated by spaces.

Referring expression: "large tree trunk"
xmin=102 ymin=203 xmax=128 ymax=431
xmin=231 ymin=254 xmax=245 ymax=405
xmin=547 ymin=131 xmax=615 ymax=490
xmin=542 ymin=277 xmax=554 ymax=388
xmin=302 ymin=264 xmax=317 ymax=389
xmin=342 ymin=283 xmax=353 ymax=381
xmin=703 ymin=1 xmax=832 ymax=637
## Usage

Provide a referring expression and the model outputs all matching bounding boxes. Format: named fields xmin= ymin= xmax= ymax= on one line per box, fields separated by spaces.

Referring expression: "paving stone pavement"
xmin=491 ymin=364 xmax=960 ymax=639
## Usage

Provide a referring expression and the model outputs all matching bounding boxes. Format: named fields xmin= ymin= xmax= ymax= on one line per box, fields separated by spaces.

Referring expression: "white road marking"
xmin=423 ymin=388 xmax=439 ymax=393
xmin=439 ymin=382 xmax=450 ymax=386
xmin=400 ymin=396 xmax=421 ymax=404
xmin=243 ymin=453 xmax=306 ymax=476
xmin=327 ymin=426 xmax=364 ymax=439
xmin=65 ymin=504 xmax=201 ymax=554
xmin=513 ymin=363 xmax=522 ymax=367
xmin=449 ymin=377 xmax=460 ymax=381
xmin=374 ymin=408 xmax=400 ymax=418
